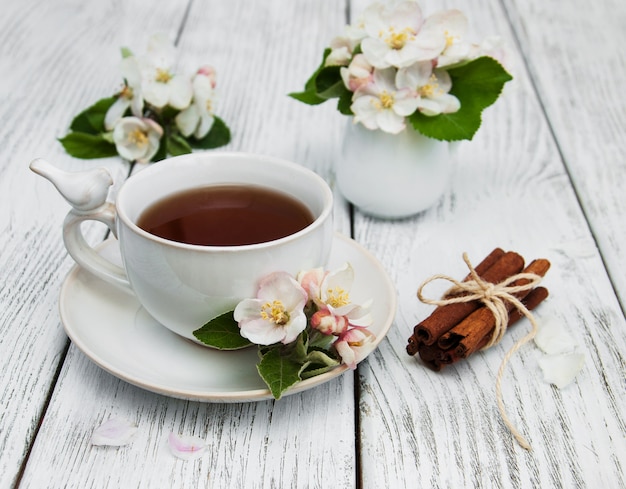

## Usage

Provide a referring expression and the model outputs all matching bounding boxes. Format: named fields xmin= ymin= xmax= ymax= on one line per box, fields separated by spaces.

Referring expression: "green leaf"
xmin=337 ymin=89 xmax=353 ymax=116
xmin=257 ymin=348 xmax=304 ymax=399
xmin=300 ymin=364 xmax=339 ymax=380
xmin=449 ymin=56 xmax=513 ymax=109
xmin=151 ymin=135 xmax=168 ymax=162
xmin=167 ymin=134 xmax=193 ymax=156
xmin=409 ymin=56 xmax=513 ymax=141
xmin=308 ymin=330 xmax=337 ymax=350
xmin=409 ymin=107 xmax=480 ymax=141
xmin=304 ymin=48 xmax=331 ymax=91
xmin=189 ymin=116 xmax=231 ymax=149
xmin=314 ymin=66 xmax=347 ymax=100
xmin=58 ymin=132 xmax=118 ymax=159
xmin=306 ymin=349 xmax=340 ymax=368
xmin=193 ymin=311 xmax=253 ymax=350
xmin=288 ymin=48 xmax=334 ymax=106
xmin=288 ymin=90 xmax=327 ymax=105
xmin=292 ymin=331 xmax=309 ymax=363
xmin=120 ymin=47 xmax=133 ymax=58
xmin=69 ymin=97 xmax=117 ymax=135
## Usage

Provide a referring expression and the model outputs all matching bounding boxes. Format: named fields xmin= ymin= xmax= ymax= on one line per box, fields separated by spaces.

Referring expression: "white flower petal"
xmin=195 ymin=112 xmax=215 ymax=139
xmin=104 ymin=98 xmax=130 ymax=131
xmin=130 ymin=94 xmax=144 ymax=118
xmin=175 ymin=105 xmax=200 ymax=138
xmin=168 ymin=432 xmax=207 ymax=460
xmin=239 ymin=317 xmax=286 ymax=345
xmin=376 ymin=109 xmax=406 ymax=134
xmin=396 ymin=61 xmax=432 ymax=90
xmin=146 ymin=33 xmax=176 ymax=67
xmin=91 ymin=417 xmax=138 ymax=446
xmin=281 ymin=311 xmax=308 ymax=344
xmin=120 ymin=56 xmax=142 ymax=87
xmin=168 ymin=76 xmax=193 ymax=109
xmin=393 ymin=94 xmax=420 ymax=116
xmin=143 ymin=80 xmax=170 ymax=108
xmin=534 ymin=317 xmax=580 ymax=354
xmin=417 ymin=98 xmax=445 ymax=116
xmin=361 ymin=37 xmax=392 ymax=69
xmin=538 ymin=353 xmax=585 ymax=389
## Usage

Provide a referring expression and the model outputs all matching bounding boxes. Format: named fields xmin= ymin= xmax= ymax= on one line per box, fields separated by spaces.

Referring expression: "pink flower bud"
xmin=311 ymin=309 xmax=349 ymax=335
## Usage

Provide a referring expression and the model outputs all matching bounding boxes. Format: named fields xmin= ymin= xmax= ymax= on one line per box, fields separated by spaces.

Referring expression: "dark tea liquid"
xmin=136 ymin=185 xmax=315 ymax=246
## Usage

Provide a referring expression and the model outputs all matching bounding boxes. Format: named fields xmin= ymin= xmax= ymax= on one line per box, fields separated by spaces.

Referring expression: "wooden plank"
xmin=0 ymin=0 xmax=195 ymax=487
xmin=18 ymin=0 xmax=355 ymax=488
xmin=345 ymin=0 xmax=626 ymax=487
xmin=501 ymin=0 xmax=626 ymax=310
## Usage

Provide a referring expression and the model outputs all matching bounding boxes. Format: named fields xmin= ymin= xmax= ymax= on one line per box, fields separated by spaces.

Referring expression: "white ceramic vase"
xmin=337 ymin=121 xmax=452 ymax=219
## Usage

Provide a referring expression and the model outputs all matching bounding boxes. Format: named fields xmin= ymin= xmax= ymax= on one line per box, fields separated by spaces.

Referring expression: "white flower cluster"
xmin=327 ymin=1 xmax=506 ymax=134
xmin=104 ymin=34 xmax=219 ymax=163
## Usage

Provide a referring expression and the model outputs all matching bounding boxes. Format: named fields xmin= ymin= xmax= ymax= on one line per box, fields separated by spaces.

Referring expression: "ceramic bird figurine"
xmin=29 ymin=158 xmax=114 ymax=212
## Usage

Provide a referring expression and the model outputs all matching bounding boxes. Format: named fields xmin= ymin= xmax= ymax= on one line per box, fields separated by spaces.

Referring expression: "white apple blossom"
xmin=351 ymin=68 xmax=420 ymax=134
xmin=234 ymin=271 xmax=308 ymax=345
xmin=315 ymin=263 xmax=373 ymax=327
xmin=396 ymin=61 xmax=460 ymax=116
xmin=104 ymin=56 xmax=144 ymax=131
xmin=175 ymin=66 xmax=217 ymax=139
xmin=296 ymin=267 xmax=325 ymax=303
xmin=361 ymin=1 xmax=448 ymax=69
xmin=137 ymin=33 xmax=192 ymax=110
xmin=112 ymin=116 xmax=163 ymax=163
xmin=421 ymin=9 xmax=470 ymax=68
xmin=325 ymin=23 xmax=368 ymax=67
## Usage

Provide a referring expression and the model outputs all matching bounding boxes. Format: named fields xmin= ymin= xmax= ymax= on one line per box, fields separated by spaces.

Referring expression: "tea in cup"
xmin=30 ymin=152 xmax=334 ymax=343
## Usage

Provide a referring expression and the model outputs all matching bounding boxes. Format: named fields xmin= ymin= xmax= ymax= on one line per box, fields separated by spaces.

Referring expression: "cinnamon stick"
xmin=506 ymin=286 xmax=548 ymax=327
xmin=438 ymin=259 xmax=551 ymax=357
xmin=410 ymin=250 xmax=525 ymax=348
xmin=418 ymin=286 xmax=549 ymax=370
xmin=407 ymin=248 xmax=505 ymax=355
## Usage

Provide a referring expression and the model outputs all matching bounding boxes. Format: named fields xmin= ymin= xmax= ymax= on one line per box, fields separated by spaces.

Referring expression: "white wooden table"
xmin=2 ymin=0 xmax=625 ymax=487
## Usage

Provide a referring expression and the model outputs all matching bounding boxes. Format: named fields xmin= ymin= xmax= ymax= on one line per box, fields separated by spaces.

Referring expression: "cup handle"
xmin=63 ymin=205 xmax=133 ymax=294
xmin=29 ymin=158 xmax=133 ymax=293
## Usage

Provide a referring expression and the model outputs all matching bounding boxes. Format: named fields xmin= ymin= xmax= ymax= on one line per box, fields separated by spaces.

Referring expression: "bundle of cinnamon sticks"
xmin=406 ymin=248 xmax=550 ymax=371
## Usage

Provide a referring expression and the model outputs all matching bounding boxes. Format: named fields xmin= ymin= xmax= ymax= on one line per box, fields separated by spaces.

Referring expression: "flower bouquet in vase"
xmin=290 ymin=0 xmax=513 ymax=218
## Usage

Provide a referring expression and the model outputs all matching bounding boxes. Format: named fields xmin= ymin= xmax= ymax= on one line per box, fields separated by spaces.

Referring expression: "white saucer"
xmin=59 ymin=232 xmax=397 ymax=402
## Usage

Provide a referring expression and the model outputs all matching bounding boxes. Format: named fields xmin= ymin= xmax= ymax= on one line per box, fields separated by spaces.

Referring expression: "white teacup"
xmin=30 ymin=153 xmax=334 ymax=343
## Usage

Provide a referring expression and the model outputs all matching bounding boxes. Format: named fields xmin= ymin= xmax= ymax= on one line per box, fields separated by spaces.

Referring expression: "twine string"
xmin=417 ymin=253 xmax=544 ymax=451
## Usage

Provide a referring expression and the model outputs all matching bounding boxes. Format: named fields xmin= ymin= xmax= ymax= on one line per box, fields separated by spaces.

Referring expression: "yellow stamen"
xmin=155 ymin=68 xmax=172 ymax=83
xmin=374 ymin=90 xmax=395 ymax=110
xmin=120 ymin=85 xmax=134 ymax=100
xmin=418 ymin=74 xmax=443 ymax=98
xmin=444 ymin=30 xmax=456 ymax=48
xmin=384 ymin=27 xmax=415 ymax=50
xmin=127 ymin=129 xmax=148 ymax=147
xmin=205 ymin=99 xmax=213 ymax=113
xmin=326 ymin=287 xmax=350 ymax=308
xmin=260 ymin=300 xmax=290 ymax=325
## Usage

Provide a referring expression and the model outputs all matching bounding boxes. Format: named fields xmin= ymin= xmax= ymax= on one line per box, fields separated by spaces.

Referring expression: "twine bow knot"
xmin=417 ymin=252 xmax=545 ymax=451
xmin=418 ymin=253 xmax=543 ymax=350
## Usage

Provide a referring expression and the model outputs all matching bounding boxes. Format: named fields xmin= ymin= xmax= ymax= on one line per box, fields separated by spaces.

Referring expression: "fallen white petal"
xmin=91 ymin=417 xmax=138 ymax=446
xmin=538 ymin=352 xmax=585 ymax=389
xmin=168 ymin=432 xmax=207 ymax=460
xmin=534 ymin=317 xmax=579 ymax=354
